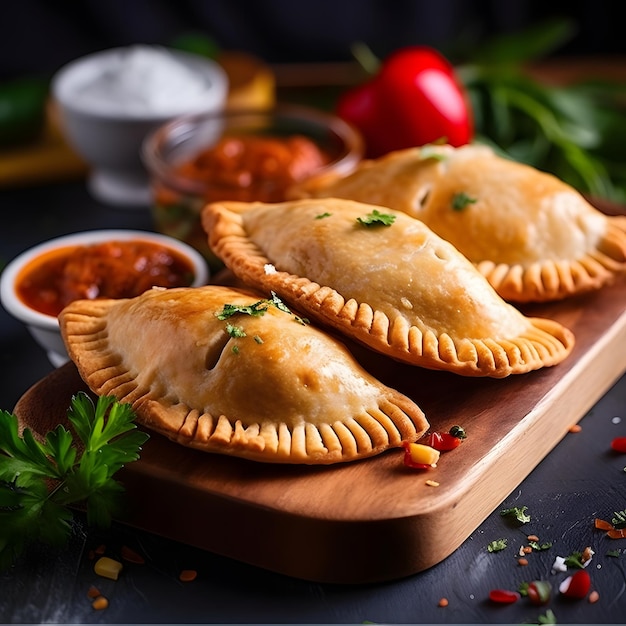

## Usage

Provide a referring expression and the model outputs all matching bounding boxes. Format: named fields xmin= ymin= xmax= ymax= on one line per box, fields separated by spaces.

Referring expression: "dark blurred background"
xmin=1 ymin=0 xmax=623 ymax=80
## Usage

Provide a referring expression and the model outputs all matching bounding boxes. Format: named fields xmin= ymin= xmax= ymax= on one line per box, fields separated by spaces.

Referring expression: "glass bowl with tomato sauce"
xmin=142 ymin=104 xmax=364 ymax=268
xmin=0 ymin=230 xmax=209 ymax=367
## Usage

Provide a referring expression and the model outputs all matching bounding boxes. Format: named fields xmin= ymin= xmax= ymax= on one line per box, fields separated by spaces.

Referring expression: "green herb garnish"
xmin=529 ymin=540 xmax=553 ymax=551
xmin=537 ymin=609 xmax=557 ymax=624
xmin=449 ymin=425 xmax=467 ymax=439
xmin=563 ymin=551 xmax=585 ymax=569
xmin=226 ymin=323 xmax=246 ymax=338
xmin=356 ymin=209 xmax=396 ymax=227
xmin=253 ymin=335 xmax=264 ymax=344
xmin=487 ymin=538 xmax=508 ymax=552
xmin=451 ymin=191 xmax=477 ymax=211
xmin=607 ymin=549 xmax=622 ymax=558
xmin=0 ymin=393 xmax=148 ymax=569
xmin=612 ymin=509 xmax=626 ymax=529
xmin=315 ymin=212 xmax=332 ymax=219
xmin=500 ymin=505 xmax=531 ymax=524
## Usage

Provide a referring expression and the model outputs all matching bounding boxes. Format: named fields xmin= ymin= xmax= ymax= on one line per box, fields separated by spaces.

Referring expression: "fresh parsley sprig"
xmin=0 ymin=392 xmax=149 ymax=569
xmin=356 ymin=209 xmax=396 ymax=227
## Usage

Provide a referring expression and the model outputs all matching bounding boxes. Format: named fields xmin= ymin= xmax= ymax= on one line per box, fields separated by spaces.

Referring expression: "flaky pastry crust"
xmin=287 ymin=144 xmax=626 ymax=302
xmin=202 ymin=198 xmax=575 ymax=377
xmin=59 ymin=285 xmax=428 ymax=464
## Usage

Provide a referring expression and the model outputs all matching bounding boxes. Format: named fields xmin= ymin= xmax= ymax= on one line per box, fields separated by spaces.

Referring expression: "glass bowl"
xmin=142 ymin=104 xmax=364 ymax=267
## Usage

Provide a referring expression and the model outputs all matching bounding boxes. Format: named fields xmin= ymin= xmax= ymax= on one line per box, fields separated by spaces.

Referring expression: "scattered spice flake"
xmin=438 ymin=597 xmax=449 ymax=607
xmin=588 ymin=590 xmax=600 ymax=604
xmin=121 ymin=545 xmax=145 ymax=564
xmin=94 ymin=544 xmax=106 ymax=555
xmin=425 ymin=479 xmax=440 ymax=487
xmin=569 ymin=424 xmax=582 ymax=433
xmin=518 ymin=557 xmax=529 ymax=566
xmin=91 ymin=596 xmax=109 ymax=611
xmin=179 ymin=569 xmax=197 ymax=582
xmin=487 ymin=538 xmax=508 ymax=553
xmin=527 ymin=534 xmax=540 ymax=542
xmin=87 ymin=585 xmax=101 ymax=599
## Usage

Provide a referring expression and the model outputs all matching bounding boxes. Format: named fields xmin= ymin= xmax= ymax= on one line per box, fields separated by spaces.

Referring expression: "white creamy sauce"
xmin=70 ymin=45 xmax=212 ymax=115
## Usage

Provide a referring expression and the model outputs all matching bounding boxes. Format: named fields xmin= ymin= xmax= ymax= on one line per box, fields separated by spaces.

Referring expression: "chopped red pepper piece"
xmin=426 ymin=431 xmax=462 ymax=451
xmin=611 ymin=437 xmax=626 ymax=453
xmin=489 ymin=589 xmax=520 ymax=604
xmin=595 ymin=518 xmax=614 ymax=530
xmin=559 ymin=570 xmax=591 ymax=599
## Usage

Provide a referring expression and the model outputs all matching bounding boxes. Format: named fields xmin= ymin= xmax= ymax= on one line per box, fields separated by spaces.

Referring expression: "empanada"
xmin=202 ymin=198 xmax=574 ymax=378
xmin=288 ymin=144 xmax=626 ymax=302
xmin=59 ymin=285 xmax=428 ymax=464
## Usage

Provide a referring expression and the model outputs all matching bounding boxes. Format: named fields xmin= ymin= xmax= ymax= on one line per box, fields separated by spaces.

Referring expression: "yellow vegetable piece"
xmin=408 ymin=442 xmax=440 ymax=467
xmin=94 ymin=556 xmax=123 ymax=581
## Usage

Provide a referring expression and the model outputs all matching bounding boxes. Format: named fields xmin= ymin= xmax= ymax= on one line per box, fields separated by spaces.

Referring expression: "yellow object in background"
xmin=0 ymin=100 xmax=88 ymax=188
xmin=0 ymin=51 xmax=276 ymax=189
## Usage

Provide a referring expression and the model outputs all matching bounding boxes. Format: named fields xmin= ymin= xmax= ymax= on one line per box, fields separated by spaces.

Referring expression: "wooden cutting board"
xmin=13 ymin=271 xmax=626 ymax=585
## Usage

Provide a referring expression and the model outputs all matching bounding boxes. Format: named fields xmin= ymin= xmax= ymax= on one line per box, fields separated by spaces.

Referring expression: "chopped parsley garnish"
xmin=420 ymin=142 xmax=448 ymax=161
xmin=451 ymin=191 xmax=477 ymax=211
xmin=0 ymin=393 xmax=148 ymax=569
xmin=607 ymin=548 xmax=622 ymax=557
xmin=232 ymin=345 xmax=240 ymax=354
xmin=500 ymin=506 xmax=531 ymax=524
xmin=226 ymin=323 xmax=246 ymax=338
xmin=563 ymin=551 xmax=585 ymax=569
xmin=529 ymin=540 xmax=553 ymax=551
xmin=487 ymin=538 xmax=508 ymax=552
xmin=537 ymin=609 xmax=557 ymax=624
xmin=612 ymin=509 xmax=626 ymax=529
xmin=253 ymin=335 xmax=264 ymax=344
xmin=216 ymin=292 xmax=291 ymax=321
xmin=356 ymin=209 xmax=396 ymax=227
xmin=315 ymin=212 xmax=332 ymax=219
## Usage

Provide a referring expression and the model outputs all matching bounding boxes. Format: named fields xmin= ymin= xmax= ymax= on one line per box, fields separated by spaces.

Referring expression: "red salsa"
xmin=17 ymin=239 xmax=196 ymax=317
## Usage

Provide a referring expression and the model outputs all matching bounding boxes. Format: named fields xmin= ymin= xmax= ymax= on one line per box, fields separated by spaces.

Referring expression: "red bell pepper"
xmin=336 ymin=46 xmax=473 ymax=158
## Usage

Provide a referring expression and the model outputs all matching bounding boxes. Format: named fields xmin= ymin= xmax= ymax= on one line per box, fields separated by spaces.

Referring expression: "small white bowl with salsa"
xmin=0 ymin=229 xmax=209 ymax=367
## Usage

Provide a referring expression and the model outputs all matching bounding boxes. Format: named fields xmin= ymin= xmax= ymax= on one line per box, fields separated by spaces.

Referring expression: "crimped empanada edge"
xmin=204 ymin=202 xmax=575 ymax=378
xmin=59 ymin=297 xmax=428 ymax=465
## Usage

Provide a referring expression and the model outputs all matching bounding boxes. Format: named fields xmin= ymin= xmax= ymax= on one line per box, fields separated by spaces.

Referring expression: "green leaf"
xmin=356 ymin=209 xmax=396 ymax=227
xmin=487 ymin=538 xmax=508 ymax=552
xmin=471 ymin=18 xmax=577 ymax=65
xmin=45 ymin=425 xmax=76 ymax=476
xmin=500 ymin=505 xmax=531 ymax=524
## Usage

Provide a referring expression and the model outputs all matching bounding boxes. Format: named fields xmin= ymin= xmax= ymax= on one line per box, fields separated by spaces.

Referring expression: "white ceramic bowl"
xmin=51 ymin=45 xmax=228 ymax=207
xmin=0 ymin=229 xmax=209 ymax=367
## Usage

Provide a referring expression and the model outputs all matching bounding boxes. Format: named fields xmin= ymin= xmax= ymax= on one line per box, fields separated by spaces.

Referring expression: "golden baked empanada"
xmin=202 ymin=198 xmax=574 ymax=378
xmin=288 ymin=144 xmax=626 ymax=302
xmin=59 ymin=285 xmax=428 ymax=464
